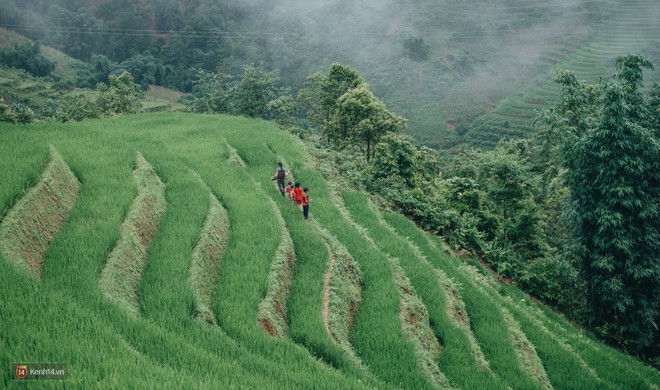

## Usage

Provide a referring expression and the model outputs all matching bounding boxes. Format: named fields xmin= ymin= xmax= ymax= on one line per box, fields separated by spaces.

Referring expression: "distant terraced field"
xmin=1 ymin=113 xmax=658 ymax=388
xmin=464 ymin=0 xmax=660 ymax=147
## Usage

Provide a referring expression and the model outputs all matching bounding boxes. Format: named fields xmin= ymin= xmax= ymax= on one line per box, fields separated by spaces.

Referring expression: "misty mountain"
xmin=1 ymin=0 xmax=659 ymax=147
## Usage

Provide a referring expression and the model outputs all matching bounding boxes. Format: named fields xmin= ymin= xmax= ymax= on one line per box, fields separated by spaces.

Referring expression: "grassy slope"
xmin=1 ymin=113 xmax=658 ymax=388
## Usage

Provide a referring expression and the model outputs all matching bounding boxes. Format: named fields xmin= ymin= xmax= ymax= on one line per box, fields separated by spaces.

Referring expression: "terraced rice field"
xmin=1 ymin=113 xmax=658 ymax=388
xmin=465 ymin=0 xmax=660 ymax=147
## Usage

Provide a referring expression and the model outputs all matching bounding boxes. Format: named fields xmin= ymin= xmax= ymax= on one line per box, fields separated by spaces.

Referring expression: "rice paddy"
xmin=1 ymin=112 xmax=658 ymax=388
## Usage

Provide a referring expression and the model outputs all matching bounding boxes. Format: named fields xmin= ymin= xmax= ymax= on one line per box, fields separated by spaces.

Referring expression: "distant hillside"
xmin=463 ymin=0 xmax=660 ymax=147
xmin=1 ymin=113 xmax=658 ymax=388
xmin=3 ymin=0 xmax=660 ymax=148
xmin=0 ymin=28 xmax=183 ymax=117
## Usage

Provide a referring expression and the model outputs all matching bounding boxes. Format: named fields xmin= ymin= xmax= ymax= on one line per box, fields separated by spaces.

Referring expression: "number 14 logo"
xmin=15 ymin=364 xmax=28 ymax=379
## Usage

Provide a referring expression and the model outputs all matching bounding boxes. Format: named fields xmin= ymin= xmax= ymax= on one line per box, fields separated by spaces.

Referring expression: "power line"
xmin=0 ymin=20 xmax=598 ymax=41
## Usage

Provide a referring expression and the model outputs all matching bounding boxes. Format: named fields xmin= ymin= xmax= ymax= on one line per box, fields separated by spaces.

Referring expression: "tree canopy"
xmin=539 ymin=54 xmax=659 ymax=355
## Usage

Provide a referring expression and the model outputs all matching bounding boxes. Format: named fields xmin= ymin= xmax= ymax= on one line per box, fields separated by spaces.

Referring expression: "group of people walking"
xmin=274 ymin=162 xmax=311 ymax=221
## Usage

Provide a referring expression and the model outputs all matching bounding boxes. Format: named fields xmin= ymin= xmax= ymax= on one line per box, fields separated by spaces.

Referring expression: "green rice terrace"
xmin=463 ymin=0 xmax=660 ymax=147
xmin=1 ymin=113 xmax=658 ymax=388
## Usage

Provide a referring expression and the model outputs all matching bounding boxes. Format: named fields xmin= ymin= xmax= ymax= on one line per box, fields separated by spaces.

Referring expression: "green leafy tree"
xmin=297 ymin=72 xmax=326 ymax=130
xmin=649 ymin=82 xmax=660 ymax=136
xmin=368 ymin=133 xmax=449 ymax=232
xmin=118 ymin=52 xmax=175 ymax=90
xmin=234 ymin=65 xmax=281 ymax=119
xmin=414 ymin=146 xmax=442 ymax=183
xmin=186 ymin=69 xmax=233 ymax=114
xmin=317 ymin=63 xmax=364 ymax=141
xmin=442 ymin=175 xmax=498 ymax=248
xmin=320 ymin=64 xmax=363 ymax=117
xmin=534 ymin=70 xmax=600 ymax=143
xmin=0 ymin=41 xmax=55 ymax=77
xmin=300 ymin=64 xmax=404 ymax=152
xmin=369 ymin=133 xmax=418 ymax=188
xmin=336 ymin=84 xmax=406 ymax=160
xmin=561 ymin=56 xmax=659 ymax=354
xmin=266 ymin=95 xmax=296 ymax=127
xmin=403 ymin=36 xmax=430 ymax=61
xmin=614 ymin=54 xmax=653 ymax=126
xmin=96 ymin=71 xmax=143 ymax=115
xmin=97 ymin=0 xmax=151 ymax=61
xmin=478 ymin=145 xmax=546 ymax=260
xmin=89 ymin=55 xmax=117 ymax=86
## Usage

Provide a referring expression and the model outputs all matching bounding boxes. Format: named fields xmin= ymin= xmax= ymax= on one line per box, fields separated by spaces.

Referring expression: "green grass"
xmin=256 ymin=194 xmax=296 ymax=337
xmin=1 ymin=112 xmax=658 ymax=388
xmin=383 ymin=211 xmax=660 ymax=389
xmin=98 ymin=152 xmax=166 ymax=316
xmin=189 ymin=192 xmax=229 ymax=325
xmin=0 ymin=145 xmax=80 ymax=278
xmin=313 ymin=221 xmax=365 ymax=366
xmin=343 ymin=191 xmax=533 ymax=389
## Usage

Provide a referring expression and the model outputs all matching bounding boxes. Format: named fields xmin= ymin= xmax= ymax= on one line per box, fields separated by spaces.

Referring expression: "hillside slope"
xmin=5 ymin=0 xmax=659 ymax=149
xmin=464 ymin=0 xmax=660 ymax=147
xmin=1 ymin=113 xmax=658 ymax=388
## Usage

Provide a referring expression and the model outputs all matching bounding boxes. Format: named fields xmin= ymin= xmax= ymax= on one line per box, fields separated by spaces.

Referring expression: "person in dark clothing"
xmin=274 ymin=161 xmax=287 ymax=196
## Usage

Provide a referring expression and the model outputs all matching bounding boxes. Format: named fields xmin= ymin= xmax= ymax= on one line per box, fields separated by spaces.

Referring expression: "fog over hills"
xmin=1 ymin=0 xmax=659 ymax=146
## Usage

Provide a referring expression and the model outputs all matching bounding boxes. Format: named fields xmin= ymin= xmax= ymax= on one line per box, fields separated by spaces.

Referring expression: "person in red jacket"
xmin=293 ymin=182 xmax=303 ymax=209
xmin=301 ymin=187 xmax=311 ymax=221
xmin=289 ymin=186 xmax=296 ymax=203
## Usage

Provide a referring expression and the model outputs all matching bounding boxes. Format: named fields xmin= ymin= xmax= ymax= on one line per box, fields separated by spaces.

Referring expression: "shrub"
xmin=96 ymin=71 xmax=143 ymax=115
xmin=0 ymin=98 xmax=17 ymax=123
xmin=520 ymin=256 xmax=585 ymax=318
xmin=11 ymin=103 xmax=34 ymax=124
xmin=55 ymin=94 xmax=100 ymax=122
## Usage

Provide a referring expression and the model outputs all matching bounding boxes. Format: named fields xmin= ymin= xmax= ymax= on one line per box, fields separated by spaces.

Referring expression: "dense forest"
xmin=0 ymin=0 xmax=658 ymax=366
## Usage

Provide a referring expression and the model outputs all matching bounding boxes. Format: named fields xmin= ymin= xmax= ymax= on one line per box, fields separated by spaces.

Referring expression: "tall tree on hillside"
xmin=234 ymin=65 xmax=281 ymax=119
xmin=320 ymin=64 xmax=363 ymax=124
xmin=298 ymin=63 xmax=404 ymax=155
xmin=614 ymin=54 xmax=653 ymax=126
xmin=312 ymin=63 xmax=364 ymax=142
xmin=478 ymin=148 xmax=545 ymax=260
xmin=335 ymin=84 xmax=406 ymax=160
xmin=561 ymin=55 xmax=659 ymax=354
xmin=649 ymin=82 xmax=660 ymax=137
xmin=118 ymin=52 xmax=175 ymax=89
xmin=187 ymin=69 xmax=233 ymax=114
xmin=297 ymin=72 xmax=326 ymax=129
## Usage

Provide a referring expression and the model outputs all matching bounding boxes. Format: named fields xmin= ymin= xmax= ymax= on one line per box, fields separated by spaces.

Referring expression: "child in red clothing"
xmin=301 ymin=188 xmax=310 ymax=221
xmin=285 ymin=181 xmax=294 ymax=201
xmin=293 ymin=182 xmax=303 ymax=209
